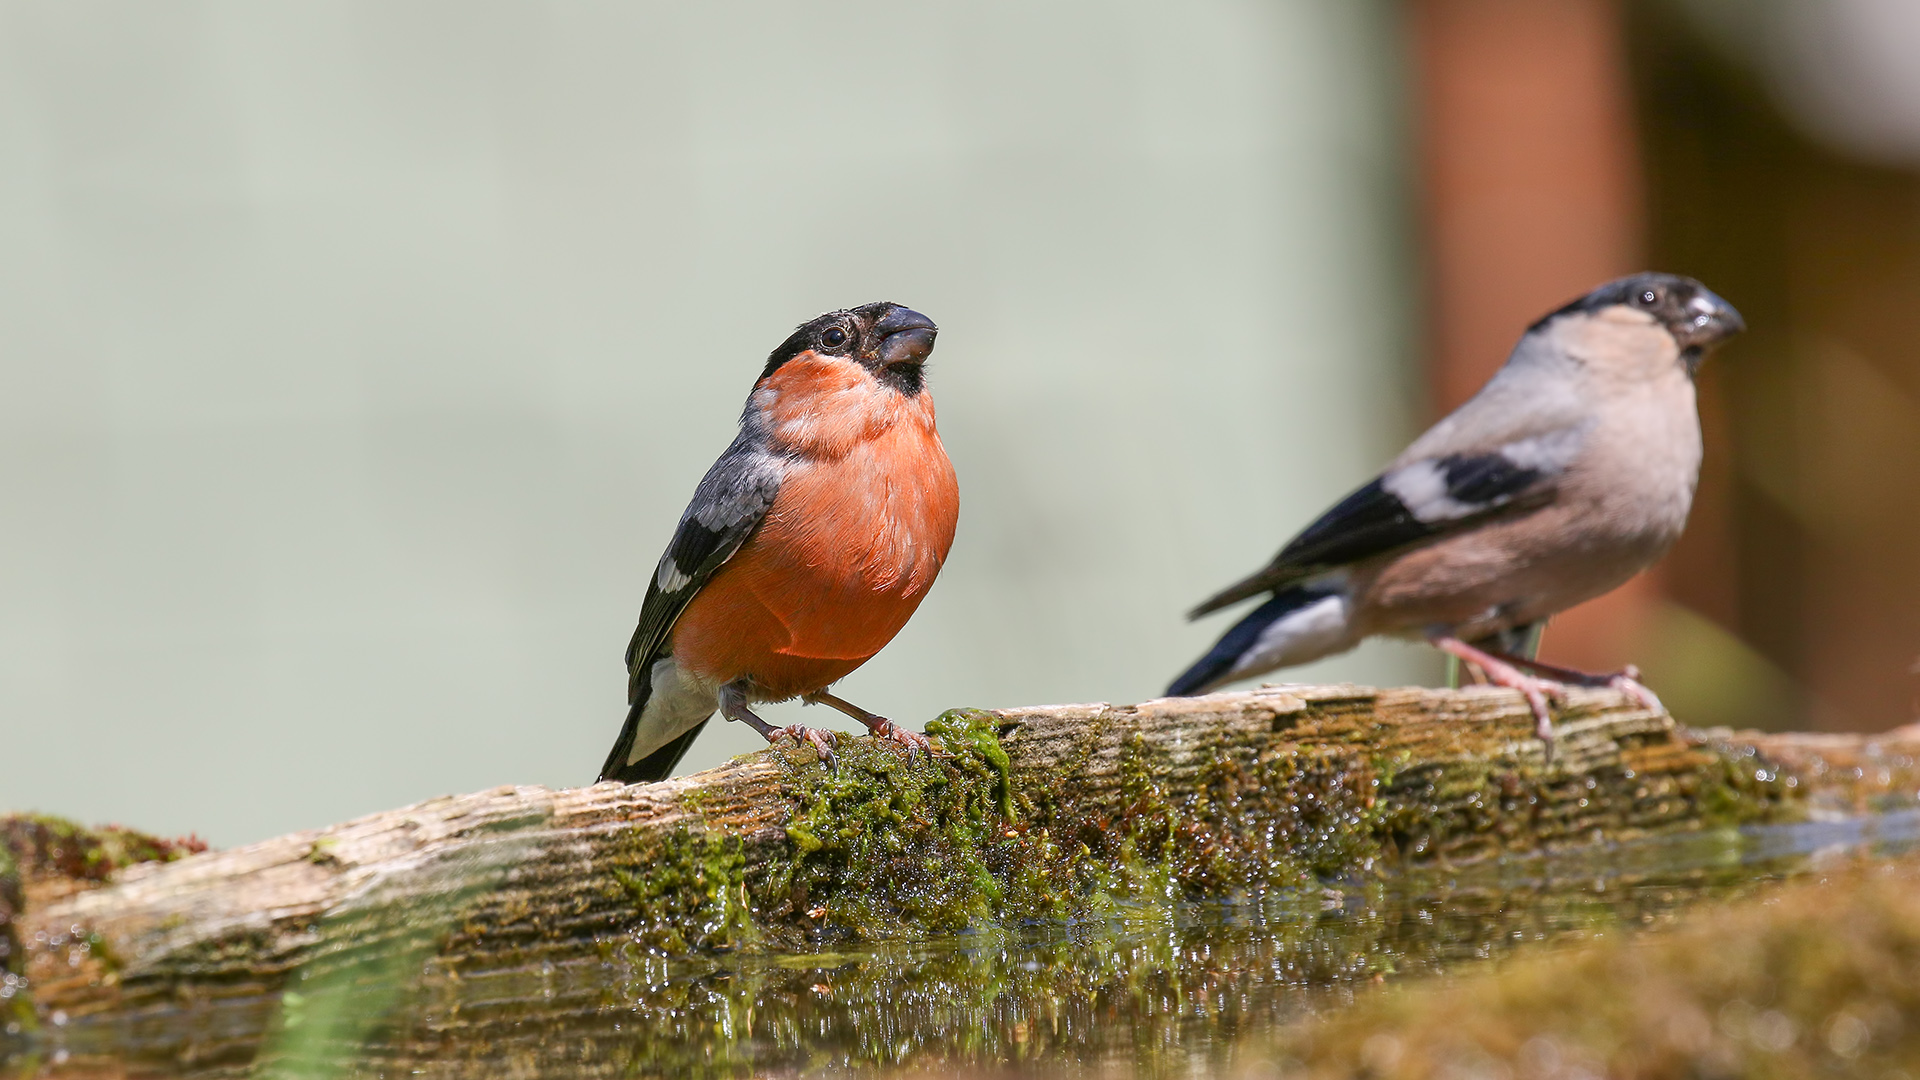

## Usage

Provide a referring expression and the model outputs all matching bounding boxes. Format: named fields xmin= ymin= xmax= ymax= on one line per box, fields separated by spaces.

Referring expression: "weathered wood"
xmin=10 ymin=686 xmax=1916 ymax=1072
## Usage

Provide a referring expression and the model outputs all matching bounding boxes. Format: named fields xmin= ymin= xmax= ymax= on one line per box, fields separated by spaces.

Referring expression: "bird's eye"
xmin=1638 ymin=289 xmax=1659 ymax=306
xmin=821 ymin=326 xmax=849 ymax=349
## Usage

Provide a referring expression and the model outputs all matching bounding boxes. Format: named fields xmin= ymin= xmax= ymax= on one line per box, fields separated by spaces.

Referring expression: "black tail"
xmin=597 ymin=679 xmax=708 ymax=785
xmin=1166 ymin=585 xmax=1335 ymax=697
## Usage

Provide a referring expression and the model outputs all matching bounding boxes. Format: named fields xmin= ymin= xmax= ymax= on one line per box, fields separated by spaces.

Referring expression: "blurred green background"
xmin=0 ymin=3 xmax=1425 ymax=845
xmin=3 ymin=1 xmax=1917 ymax=847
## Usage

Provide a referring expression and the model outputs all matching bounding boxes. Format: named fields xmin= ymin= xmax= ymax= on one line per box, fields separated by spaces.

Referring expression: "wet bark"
xmin=10 ymin=685 xmax=1919 ymax=1072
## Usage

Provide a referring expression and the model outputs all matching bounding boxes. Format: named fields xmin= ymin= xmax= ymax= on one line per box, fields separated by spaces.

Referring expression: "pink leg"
xmin=773 ymin=724 xmax=842 ymax=763
xmin=1430 ymin=634 xmax=1562 ymax=756
xmin=1483 ymin=652 xmax=1666 ymax=716
xmin=805 ymin=690 xmax=932 ymax=756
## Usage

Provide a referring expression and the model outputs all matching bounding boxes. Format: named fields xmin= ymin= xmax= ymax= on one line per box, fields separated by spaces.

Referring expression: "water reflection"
xmin=11 ymin=812 xmax=1920 ymax=1079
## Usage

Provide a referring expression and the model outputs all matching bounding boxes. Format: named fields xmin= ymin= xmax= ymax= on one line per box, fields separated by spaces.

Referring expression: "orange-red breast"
xmin=599 ymin=303 xmax=959 ymax=784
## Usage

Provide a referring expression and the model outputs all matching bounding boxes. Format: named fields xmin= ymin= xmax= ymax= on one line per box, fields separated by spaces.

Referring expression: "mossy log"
xmin=1266 ymin=848 xmax=1920 ymax=1079
xmin=10 ymin=686 xmax=1919 ymax=1068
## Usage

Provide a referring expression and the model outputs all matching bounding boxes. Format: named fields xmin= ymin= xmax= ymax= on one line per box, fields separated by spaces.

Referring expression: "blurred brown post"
xmin=1407 ymin=0 xmax=1649 ymax=673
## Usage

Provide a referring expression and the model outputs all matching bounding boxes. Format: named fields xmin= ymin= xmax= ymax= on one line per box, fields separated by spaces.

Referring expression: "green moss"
xmin=0 ymin=816 xmax=202 ymax=975
xmin=0 ymin=813 xmax=205 ymax=886
xmin=0 ymin=713 xmax=1830 ymax=1076
xmin=356 ymin=822 xmax=1827 ymax=1079
xmin=610 ymin=827 xmax=757 ymax=954
xmin=0 ymin=814 xmax=195 ymax=1035
xmin=928 ymin=708 xmax=1012 ymax=818
xmin=771 ymin=709 xmax=1014 ymax=938
xmin=1064 ymin=733 xmax=1383 ymax=904
xmin=755 ymin=709 xmax=1402 ymax=944
xmin=306 ymin=837 xmax=341 ymax=867
xmin=0 ymin=842 xmax=17 ymax=962
xmin=1268 ymin=851 xmax=1920 ymax=1079
xmin=677 ymin=785 xmax=715 ymax=815
xmin=560 ymin=696 xmax=1808 ymax=969
xmin=0 ymin=843 xmax=22 ymax=1030
xmin=1693 ymin=742 xmax=1798 ymax=825
xmin=594 ymin=704 xmax=1797 ymax=956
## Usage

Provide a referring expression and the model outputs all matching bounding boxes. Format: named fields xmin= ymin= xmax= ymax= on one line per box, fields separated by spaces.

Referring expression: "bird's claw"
xmin=1500 ymin=669 xmax=1661 ymax=761
xmin=1478 ymin=662 xmax=1562 ymax=756
xmin=867 ymin=718 xmax=933 ymax=759
xmin=1607 ymin=672 xmax=1666 ymax=715
xmin=777 ymin=725 xmax=840 ymax=770
xmin=1433 ymin=636 xmax=1566 ymax=760
xmin=1510 ymin=674 xmax=1561 ymax=750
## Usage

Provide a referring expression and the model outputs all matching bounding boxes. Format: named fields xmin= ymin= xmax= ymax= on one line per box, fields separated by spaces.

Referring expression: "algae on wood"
xmin=1264 ymin=847 xmax=1920 ymax=1079
xmin=7 ymin=686 xmax=1916 ymax=1074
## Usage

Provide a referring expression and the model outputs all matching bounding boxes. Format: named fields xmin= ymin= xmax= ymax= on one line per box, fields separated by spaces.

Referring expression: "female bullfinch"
xmin=1170 ymin=273 xmax=1744 ymax=759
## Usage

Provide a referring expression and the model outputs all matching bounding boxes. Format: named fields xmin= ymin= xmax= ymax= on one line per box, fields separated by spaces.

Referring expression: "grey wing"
xmin=624 ymin=434 xmax=783 ymax=699
xmin=1188 ymin=425 xmax=1587 ymax=618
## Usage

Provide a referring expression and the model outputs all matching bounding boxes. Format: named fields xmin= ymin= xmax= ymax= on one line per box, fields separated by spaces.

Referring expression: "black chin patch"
xmin=877 ymin=363 xmax=925 ymax=396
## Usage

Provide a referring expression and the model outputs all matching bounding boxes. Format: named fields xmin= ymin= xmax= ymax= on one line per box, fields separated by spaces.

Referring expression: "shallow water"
xmin=9 ymin=811 xmax=1920 ymax=1079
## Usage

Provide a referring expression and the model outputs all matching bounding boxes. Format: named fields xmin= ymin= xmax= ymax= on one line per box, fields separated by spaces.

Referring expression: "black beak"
xmin=873 ymin=306 xmax=938 ymax=367
xmin=1678 ymin=288 xmax=1744 ymax=352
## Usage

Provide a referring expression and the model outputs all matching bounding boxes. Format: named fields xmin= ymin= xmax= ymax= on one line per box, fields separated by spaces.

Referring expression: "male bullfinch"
xmin=1168 ymin=273 xmax=1744 ymax=755
xmin=598 ymin=303 xmax=959 ymax=785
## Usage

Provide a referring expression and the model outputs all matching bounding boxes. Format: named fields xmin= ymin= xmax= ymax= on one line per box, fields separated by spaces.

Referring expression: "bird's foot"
xmin=803 ymin=690 xmax=932 ymax=759
xmin=720 ymin=681 xmax=839 ymax=768
xmin=864 ymin=716 xmax=932 ymax=758
xmin=1431 ymin=635 xmax=1561 ymax=759
xmin=1490 ymin=653 xmax=1668 ymax=716
xmin=1507 ymin=673 xmax=1563 ymax=749
xmin=773 ymin=725 xmax=839 ymax=770
xmin=1605 ymin=666 xmax=1666 ymax=715
xmin=1480 ymin=665 xmax=1565 ymax=750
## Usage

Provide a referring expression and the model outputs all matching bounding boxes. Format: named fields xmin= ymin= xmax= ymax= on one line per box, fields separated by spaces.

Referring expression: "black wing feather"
xmin=1272 ymin=478 xmax=1437 ymax=574
xmin=1187 ymin=449 xmax=1553 ymax=619
xmin=597 ymin=434 xmax=781 ymax=784
xmin=1439 ymin=453 xmax=1542 ymax=506
xmin=623 ymin=434 xmax=783 ymax=697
